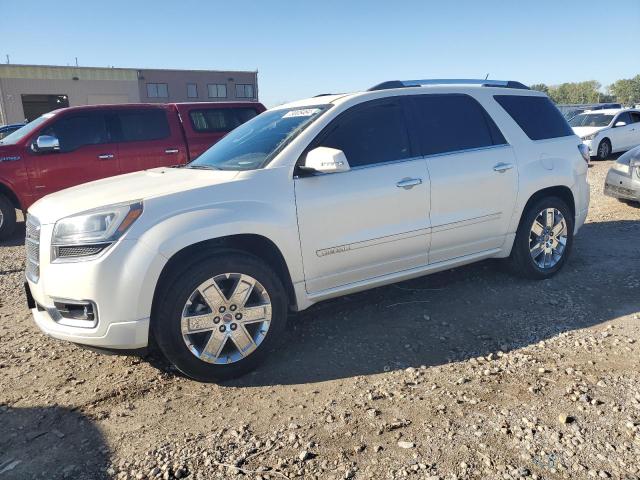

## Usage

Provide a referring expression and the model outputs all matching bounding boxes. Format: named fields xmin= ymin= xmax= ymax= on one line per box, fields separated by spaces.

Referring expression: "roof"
xmin=274 ymin=80 xmax=542 ymax=111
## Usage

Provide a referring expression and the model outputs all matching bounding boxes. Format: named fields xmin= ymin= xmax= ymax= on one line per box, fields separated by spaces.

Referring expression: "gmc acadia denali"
xmin=0 ymin=101 xmax=265 ymax=238
xmin=25 ymin=79 xmax=590 ymax=381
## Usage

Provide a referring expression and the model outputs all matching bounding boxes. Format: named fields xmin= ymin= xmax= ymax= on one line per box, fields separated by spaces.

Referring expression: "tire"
xmin=0 ymin=194 xmax=17 ymax=241
xmin=595 ymin=138 xmax=611 ymax=160
xmin=151 ymin=250 xmax=288 ymax=382
xmin=508 ymin=196 xmax=574 ymax=280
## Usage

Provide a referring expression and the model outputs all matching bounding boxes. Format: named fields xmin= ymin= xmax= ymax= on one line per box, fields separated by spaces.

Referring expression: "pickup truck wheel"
xmin=0 ymin=194 xmax=17 ymax=240
xmin=509 ymin=196 xmax=574 ymax=280
xmin=152 ymin=252 xmax=288 ymax=382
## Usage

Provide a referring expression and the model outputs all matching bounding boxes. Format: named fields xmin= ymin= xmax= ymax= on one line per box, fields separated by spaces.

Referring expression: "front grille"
xmin=25 ymin=215 xmax=41 ymax=283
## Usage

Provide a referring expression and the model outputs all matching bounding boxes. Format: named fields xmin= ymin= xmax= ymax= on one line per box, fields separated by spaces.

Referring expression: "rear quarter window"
xmin=189 ymin=107 xmax=259 ymax=133
xmin=494 ymin=95 xmax=574 ymax=141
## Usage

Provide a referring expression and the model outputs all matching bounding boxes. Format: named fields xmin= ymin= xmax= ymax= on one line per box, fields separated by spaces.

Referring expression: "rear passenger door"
xmin=629 ymin=112 xmax=640 ymax=149
xmin=182 ymin=106 xmax=261 ymax=159
xmin=409 ymin=94 xmax=518 ymax=264
xmin=113 ymin=108 xmax=187 ymax=174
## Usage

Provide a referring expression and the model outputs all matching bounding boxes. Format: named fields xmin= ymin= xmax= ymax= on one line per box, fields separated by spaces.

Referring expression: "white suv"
xmin=25 ymin=79 xmax=590 ymax=381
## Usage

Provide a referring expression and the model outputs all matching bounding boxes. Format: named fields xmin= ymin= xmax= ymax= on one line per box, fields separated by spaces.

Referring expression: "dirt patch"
xmin=1 ymin=160 xmax=639 ymax=479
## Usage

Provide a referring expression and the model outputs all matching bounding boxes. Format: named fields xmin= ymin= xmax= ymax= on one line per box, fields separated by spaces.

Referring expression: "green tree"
xmin=609 ymin=75 xmax=640 ymax=105
xmin=530 ymin=83 xmax=550 ymax=94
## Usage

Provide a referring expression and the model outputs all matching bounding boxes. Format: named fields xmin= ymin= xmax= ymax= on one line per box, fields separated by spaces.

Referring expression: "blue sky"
xmin=2 ymin=0 xmax=639 ymax=107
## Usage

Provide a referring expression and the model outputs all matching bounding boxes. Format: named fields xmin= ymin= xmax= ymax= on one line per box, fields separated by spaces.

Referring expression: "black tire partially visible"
xmin=0 ymin=194 xmax=17 ymax=241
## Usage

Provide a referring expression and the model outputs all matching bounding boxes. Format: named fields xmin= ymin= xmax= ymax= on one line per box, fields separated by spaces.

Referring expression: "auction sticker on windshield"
xmin=283 ymin=108 xmax=321 ymax=118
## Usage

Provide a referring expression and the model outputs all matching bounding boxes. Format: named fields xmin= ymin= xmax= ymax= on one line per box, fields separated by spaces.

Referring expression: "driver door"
xmin=30 ymin=111 xmax=120 ymax=200
xmin=294 ymin=98 xmax=431 ymax=294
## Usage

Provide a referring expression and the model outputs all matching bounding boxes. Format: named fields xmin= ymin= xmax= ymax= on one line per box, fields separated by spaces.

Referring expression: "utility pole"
xmin=5 ymin=54 xmax=9 ymax=64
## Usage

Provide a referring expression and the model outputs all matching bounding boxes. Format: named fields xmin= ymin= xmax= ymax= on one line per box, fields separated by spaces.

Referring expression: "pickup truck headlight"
xmin=52 ymin=201 xmax=143 ymax=260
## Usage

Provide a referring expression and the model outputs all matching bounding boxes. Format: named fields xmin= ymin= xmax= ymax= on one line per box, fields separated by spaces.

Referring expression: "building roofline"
xmin=0 ymin=63 xmax=258 ymax=74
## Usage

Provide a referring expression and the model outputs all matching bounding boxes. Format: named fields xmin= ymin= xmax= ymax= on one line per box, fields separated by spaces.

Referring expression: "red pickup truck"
xmin=0 ymin=101 xmax=266 ymax=238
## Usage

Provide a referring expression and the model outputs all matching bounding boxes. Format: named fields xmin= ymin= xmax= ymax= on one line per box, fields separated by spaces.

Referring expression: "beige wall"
xmin=0 ymin=65 xmax=260 ymax=124
xmin=0 ymin=78 xmax=140 ymax=123
xmin=138 ymin=69 xmax=259 ymax=104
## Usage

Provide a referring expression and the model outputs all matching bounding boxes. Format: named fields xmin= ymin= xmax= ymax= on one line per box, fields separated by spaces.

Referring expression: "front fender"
xmin=131 ymin=198 xmax=302 ymax=319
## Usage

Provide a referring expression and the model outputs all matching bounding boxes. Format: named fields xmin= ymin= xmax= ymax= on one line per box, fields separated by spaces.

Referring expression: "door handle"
xmin=396 ymin=178 xmax=422 ymax=189
xmin=97 ymin=153 xmax=114 ymax=160
xmin=493 ymin=162 xmax=514 ymax=173
xmin=165 ymin=148 xmax=179 ymax=154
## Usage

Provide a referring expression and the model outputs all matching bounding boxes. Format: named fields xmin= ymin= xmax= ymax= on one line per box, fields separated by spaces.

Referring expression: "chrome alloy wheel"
xmin=0 ymin=209 xmax=3 ymax=229
xmin=529 ymin=208 xmax=568 ymax=269
xmin=181 ymin=273 xmax=272 ymax=364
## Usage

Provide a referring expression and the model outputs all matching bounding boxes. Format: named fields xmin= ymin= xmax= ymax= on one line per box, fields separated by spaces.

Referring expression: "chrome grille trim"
xmin=25 ymin=215 xmax=41 ymax=283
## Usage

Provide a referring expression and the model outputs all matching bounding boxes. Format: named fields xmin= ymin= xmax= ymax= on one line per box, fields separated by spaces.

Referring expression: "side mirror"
xmin=614 ymin=121 xmax=627 ymax=128
xmin=33 ymin=135 xmax=60 ymax=153
xmin=302 ymin=147 xmax=350 ymax=174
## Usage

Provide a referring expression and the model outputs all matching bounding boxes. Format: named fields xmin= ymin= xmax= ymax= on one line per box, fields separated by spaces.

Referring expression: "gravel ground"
xmin=1 ymin=159 xmax=639 ymax=480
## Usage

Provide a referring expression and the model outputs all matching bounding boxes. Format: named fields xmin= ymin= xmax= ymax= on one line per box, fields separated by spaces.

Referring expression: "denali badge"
xmin=317 ymin=244 xmax=351 ymax=257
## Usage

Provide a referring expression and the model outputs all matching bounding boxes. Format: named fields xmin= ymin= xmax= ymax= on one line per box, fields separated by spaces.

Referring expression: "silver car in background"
xmin=604 ymin=145 xmax=640 ymax=204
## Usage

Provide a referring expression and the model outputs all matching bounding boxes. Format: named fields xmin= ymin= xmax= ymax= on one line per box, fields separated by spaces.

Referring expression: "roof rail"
xmin=367 ymin=79 xmax=530 ymax=91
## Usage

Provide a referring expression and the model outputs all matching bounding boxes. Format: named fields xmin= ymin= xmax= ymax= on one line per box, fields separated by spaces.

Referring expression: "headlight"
xmin=51 ymin=201 xmax=143 ymax=260
xmin=581 ymin=133 xmax=597 ymax=141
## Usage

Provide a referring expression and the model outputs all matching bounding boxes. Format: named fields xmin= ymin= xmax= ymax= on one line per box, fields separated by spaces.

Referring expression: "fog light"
xmin=53 ymin=300 xmax=96 ymax=322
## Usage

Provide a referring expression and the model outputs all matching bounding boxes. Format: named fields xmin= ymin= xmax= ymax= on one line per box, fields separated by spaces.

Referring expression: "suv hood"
xmin=572 ymin=126 xmax=606 ymax=138
xmin=29 ymin=167 xmax=239 ymax=224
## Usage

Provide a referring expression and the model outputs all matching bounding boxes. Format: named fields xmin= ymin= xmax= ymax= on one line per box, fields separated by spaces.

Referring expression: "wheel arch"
xmin=151 ymin=234 xmax=297 ymax=326
xmin=516 ymin=185 xmax=575 ymax=233
xmin=0 ymin=181 xmax=22 ymax=210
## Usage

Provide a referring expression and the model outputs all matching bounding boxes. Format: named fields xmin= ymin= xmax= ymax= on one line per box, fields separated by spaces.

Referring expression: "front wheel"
xmin=152 ymin=251 xmax=288 ymax=382
xmin=508 ymin=196 xmax=574 ymax=280
xmin=0 ymin=194 xmax=17 ymax=241
xmin=596 ymin=138 xmax=611 ymax=160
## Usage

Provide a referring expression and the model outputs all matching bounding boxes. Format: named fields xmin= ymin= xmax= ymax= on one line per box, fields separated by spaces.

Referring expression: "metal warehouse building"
xmin=0 ymin=64 xmax=259 ymax=124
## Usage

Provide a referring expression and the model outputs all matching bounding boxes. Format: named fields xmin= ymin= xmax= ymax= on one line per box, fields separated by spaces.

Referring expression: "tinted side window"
xmin=317 ymin=100 xmax=411 ymax=167
xmin=42 ymin=113 xmax=108 ymax=152
xmin=116 ymin=109 xmax=170 ymax=142
xmin=630 ymin=112 xmax=640 ymax=124
xmin=615 ymin=112 xmax=632 ymax=125
xmin=189 ymin=108 xmax=259 ymax=133
xmin=411 ymin=94 xmax=504 ymax=156
xmin=494 ymin=95 xmax=574 ymax=140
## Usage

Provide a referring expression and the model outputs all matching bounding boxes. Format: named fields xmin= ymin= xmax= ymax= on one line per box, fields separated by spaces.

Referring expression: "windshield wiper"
xmin=186 ymin=164 xmax=220 ymax=170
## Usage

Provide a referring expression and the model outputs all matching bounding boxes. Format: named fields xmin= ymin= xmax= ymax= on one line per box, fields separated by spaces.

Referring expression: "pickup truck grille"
xmin=25 ymin=215 xmax=41 ymax=283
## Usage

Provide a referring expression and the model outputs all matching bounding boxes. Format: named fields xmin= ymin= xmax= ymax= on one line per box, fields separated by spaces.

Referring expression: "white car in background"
xmin=570 ymin=108 xmax=640 ymax=160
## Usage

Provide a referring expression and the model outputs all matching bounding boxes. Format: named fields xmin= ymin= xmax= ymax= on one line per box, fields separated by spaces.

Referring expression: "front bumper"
xmin=604 ymin=167 xmax=640 ymax=202
xmin=27 ymin=229 xmax=167 ymax=350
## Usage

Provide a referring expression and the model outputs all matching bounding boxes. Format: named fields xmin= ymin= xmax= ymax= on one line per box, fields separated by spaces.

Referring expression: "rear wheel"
xmin=596 ymin=138 xmax=611 ymax=160
xmin=509 ymin=196 xmax=574 ymax=279
xmin=0 ymin=194 xmax=17 ymax=241
xmin=152 ymin=251 xmax=288 ymax=382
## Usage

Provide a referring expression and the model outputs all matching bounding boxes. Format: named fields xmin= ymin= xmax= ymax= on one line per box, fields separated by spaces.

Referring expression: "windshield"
xmin=569 ymin=113 xmax=614 ymax=128
xmin=188 ymin=106 xmax=329 ymax=171
xmin=0 ymin=115 xmax=52 ymax=145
